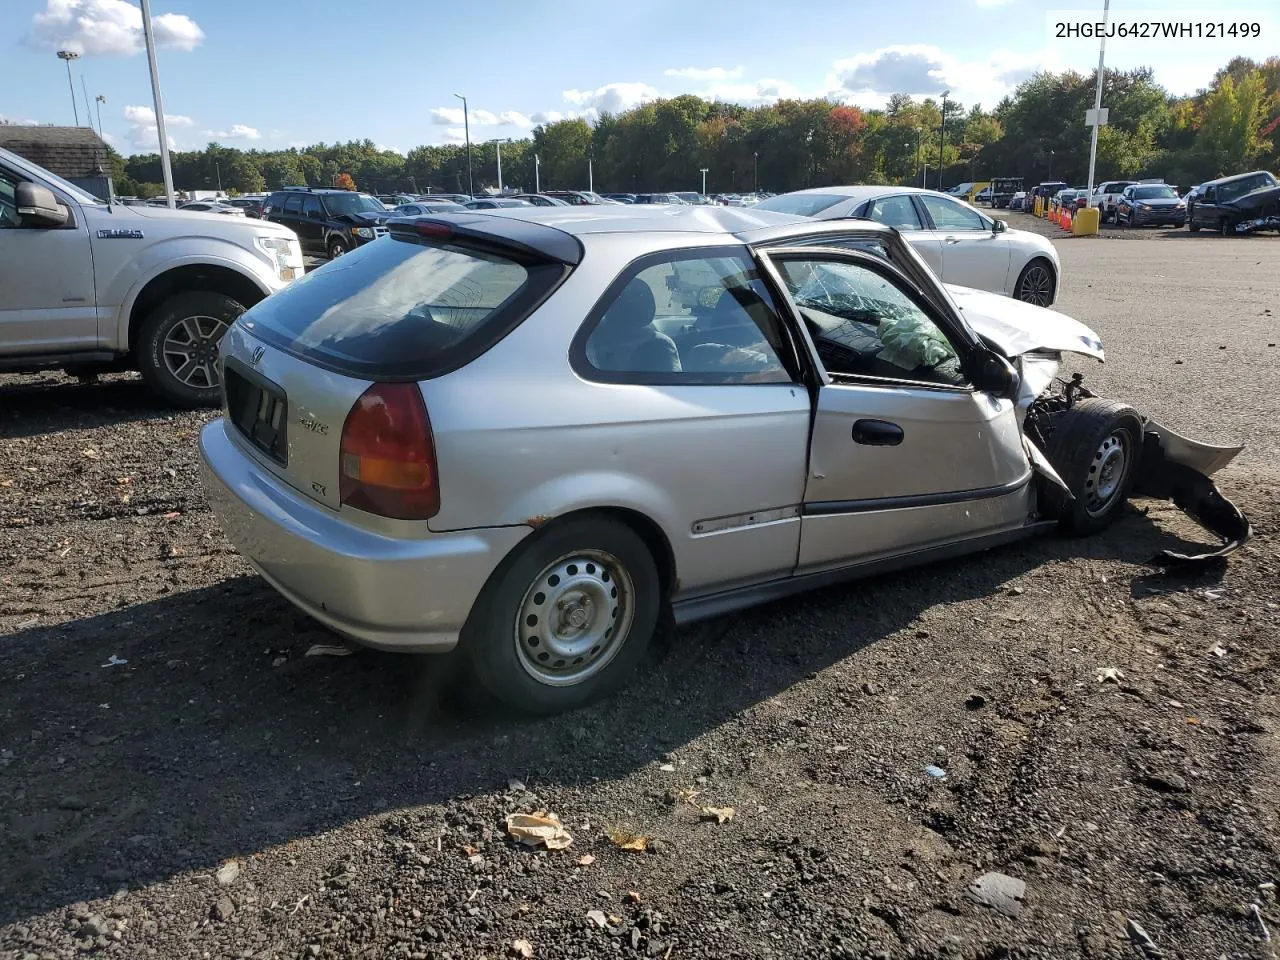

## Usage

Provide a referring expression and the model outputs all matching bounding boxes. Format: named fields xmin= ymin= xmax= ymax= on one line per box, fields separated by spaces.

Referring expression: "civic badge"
xmin=250 ymin=346 xmax=265 ymax=366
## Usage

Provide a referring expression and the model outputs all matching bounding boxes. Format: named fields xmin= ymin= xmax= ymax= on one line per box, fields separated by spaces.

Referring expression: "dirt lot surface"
xmin=2 ymin=221 xmax=1278 ymax=960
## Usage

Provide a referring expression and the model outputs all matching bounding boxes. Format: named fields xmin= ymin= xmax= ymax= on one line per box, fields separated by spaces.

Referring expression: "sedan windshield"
xmin=754 ymin=193 xmax=849 ymax=217
xmin=326 ymin=193 xmax=387 ymax=216
xmin=1133 ymin=185 xmax=1176 ymax=200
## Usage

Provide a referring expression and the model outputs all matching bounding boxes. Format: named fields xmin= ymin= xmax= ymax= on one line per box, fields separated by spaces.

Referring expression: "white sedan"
xmin=755 ymin=186 xmax=1061 ymax=306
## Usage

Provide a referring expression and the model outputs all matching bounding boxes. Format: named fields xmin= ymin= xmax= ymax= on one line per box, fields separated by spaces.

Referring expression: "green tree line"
xmin=111 ymin=56 xmax=1279 ymax=199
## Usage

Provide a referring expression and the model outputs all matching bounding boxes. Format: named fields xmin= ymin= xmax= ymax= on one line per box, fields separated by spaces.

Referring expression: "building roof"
xmin=0 ymin=125 xmax=110 ymax=178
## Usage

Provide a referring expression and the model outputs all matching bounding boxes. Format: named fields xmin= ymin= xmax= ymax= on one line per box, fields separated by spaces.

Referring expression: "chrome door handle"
xmin=945 ymin=237 xmax=961 ymax=244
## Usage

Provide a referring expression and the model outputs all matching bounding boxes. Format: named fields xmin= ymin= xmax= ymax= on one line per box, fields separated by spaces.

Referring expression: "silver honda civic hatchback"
xmin=199 ymin=205 xmax=1247 ymax=714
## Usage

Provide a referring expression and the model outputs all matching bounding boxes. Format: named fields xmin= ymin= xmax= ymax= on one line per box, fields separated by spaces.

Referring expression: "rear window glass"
xmin=753 ymin=193 xmax=849 ymax=217
xmin=239 ymin=236 xmax=566 ymax=379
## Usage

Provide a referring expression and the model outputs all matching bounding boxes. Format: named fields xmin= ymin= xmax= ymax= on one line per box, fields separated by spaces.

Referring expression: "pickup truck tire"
xmin=1040 ymin=398 xmax=1143 ymax=537
xmin=137 ymin=291 xmax=244 ymax=408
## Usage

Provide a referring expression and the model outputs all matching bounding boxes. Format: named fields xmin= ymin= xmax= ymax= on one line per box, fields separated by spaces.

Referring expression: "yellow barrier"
xmin=1033 ymin=197 xmax=1042 ymax=217
xmin=1072 ymin=206 xmax=1100 ymax=236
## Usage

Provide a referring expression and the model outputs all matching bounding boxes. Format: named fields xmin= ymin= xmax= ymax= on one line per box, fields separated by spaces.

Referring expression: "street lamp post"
xmin=1084 ymin=0 xmax=1111 ymax=207
xmin=496 ymin=141 xmax=503 ymax=192
xmin=94 ymin=95 xmax=106 ymax=140
xmin=753 ymin=152 xmax=758 ymax=192
xmin=700 ymin=167 xmax=708 ymax=195
xmin=139 ymin=0 xmax=177 ymax=208
xmin=454 ymin=93 xmax=474 ymax=196
xmin=588 ymin=155 xmax=594 ymax=192
xmin=534 ymin=153 xmax=540 ymax=193
xmin=915 ymin=127 xmax=923 ymax=187
xmin=56 ymin=51 xmax=81 ymax=125
xmin=937 ymin=90 xmax=949 ymax=191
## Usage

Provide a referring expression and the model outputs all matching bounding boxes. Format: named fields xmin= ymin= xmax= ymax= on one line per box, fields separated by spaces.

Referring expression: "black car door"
xmin=1196 ymin=186 xmax=1220 ymax=226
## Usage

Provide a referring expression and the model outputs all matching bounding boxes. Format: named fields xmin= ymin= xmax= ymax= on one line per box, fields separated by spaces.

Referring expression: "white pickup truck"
xmin=0 ymin=146 xmax=304 ymax=406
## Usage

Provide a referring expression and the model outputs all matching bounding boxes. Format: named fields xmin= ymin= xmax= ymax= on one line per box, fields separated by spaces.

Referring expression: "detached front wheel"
xmin=1040 ymin=398 xmax=1143 ymax=536
xmin=463 ymin=517 xmax=661 ymax=715
xmin=137 ymin=291 xmax=244 ymax=407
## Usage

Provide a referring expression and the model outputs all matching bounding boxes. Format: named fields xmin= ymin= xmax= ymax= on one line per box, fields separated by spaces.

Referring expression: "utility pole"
xmin=139 ymin=0 xmax=176 ymax=208
xmin=57 ymin=51 xmax=80 ymax=125
xmin=454 ymin=93 xmax=473 ymax=196
xmin=937 ymin=90 xmax=949 ymax=191
xmin=1085 ymin=0 xmax=1111 ymax=207
xmin=699 ymin=167 xmax=708 ymax=195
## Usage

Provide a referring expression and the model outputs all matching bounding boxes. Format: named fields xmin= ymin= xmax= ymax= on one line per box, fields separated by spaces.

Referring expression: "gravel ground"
xmin=2 ymin=221 xmax=1278 ymax=960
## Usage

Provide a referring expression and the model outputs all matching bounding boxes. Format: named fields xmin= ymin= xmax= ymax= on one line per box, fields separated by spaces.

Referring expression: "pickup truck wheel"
xmin=463 ymin=517 xmax=661 ymax=715
xmin=137 ymin=291 xmax=244 ymax=408
xmin=327 ymin=238 xmax=348 ymax=259
xmin=1040 ymin=398 xmax=1143 ymax=537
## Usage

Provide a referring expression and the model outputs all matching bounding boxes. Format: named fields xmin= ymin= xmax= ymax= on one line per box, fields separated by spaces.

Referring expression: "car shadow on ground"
xmin=0 ymin=373 xmax=176 ymax=440
xmin=0 ymin=505 xmax=1226 ymax=925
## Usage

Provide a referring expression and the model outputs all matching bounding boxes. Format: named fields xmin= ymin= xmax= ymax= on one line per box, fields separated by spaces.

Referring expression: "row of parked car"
xmin=1021 ymin=169 xmax=1279 ymax=234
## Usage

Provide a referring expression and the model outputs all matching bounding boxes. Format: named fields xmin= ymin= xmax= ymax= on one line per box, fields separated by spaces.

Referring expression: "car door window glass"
xmin=920 ymin=195 xmax=988 ymax=231
xmin=579 ymin=252 xmax=794 ymax=384
xmin=302 ymin=196 xmax=323 ymax=219
xmin=774 ymin=257 xmax=964 ymax=388
xmin=866 ymin=195 xmax=923 ymax=231
xmin=0 ymin=170 xmax=20 ymax=227
xmin=283 ymin=194 xmax=304 ymax=215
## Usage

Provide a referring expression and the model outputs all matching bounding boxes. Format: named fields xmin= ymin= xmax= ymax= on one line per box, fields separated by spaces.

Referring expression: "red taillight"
xmin=414 ymin=219 xmax=455 ymax=240
xmin=339 ymin=383 xmax=440 ymax=520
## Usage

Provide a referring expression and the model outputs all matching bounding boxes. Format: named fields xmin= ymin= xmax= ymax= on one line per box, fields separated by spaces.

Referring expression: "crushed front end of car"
xmin=948 ymin=287 xmax=1253 ymax=562
xmin=1225 ymin=185 xmax=1280 ymax=235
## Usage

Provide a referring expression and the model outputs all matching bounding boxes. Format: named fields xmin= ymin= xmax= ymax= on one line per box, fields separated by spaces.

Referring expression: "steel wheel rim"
xmin=162 ymin=314 xmax=227 ymax=389
xmin=1085 ymin=430 xmax=1130 ymax=517
xmin=1018 ymin=265 xmax=1053 ymax=306
xmin=514 ymin=549 xmax=635 ymax=687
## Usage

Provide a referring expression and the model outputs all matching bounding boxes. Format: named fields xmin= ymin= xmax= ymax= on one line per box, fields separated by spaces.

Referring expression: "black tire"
xmin=1039 ymin=398 xmax=1143 ymax=536
xmin=136 ymin=290 xmax=245 ymax=408
xmin=462 ymin=516 xmax=661 ymax=715
xmin=1188 ymin=220 xmax=1200 ymax=232
xmin=327 ymin=237 xmax=349 ymax=259
xmin=1013 ymin=257 xmax=1056 ymax=307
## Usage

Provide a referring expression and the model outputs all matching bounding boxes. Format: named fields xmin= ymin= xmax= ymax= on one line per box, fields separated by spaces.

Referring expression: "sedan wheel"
xmin=1014 ymin=259 xmax=1055 ymax=306
xmin=514 ymin=549 xmax=634 ymax=687
xmin=1037 ymin=397 xmax=1143 ymax=536
xmin=465 ymin=516 xmax=661 ymax=714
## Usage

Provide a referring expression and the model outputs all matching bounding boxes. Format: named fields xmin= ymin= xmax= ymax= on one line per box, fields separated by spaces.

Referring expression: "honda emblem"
xmin=250 ymin=346 xmax=265 ymax=366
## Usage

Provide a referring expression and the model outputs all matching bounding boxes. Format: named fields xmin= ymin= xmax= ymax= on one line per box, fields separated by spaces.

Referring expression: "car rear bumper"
xmin=199 ymin=418 xmax=529 ymax=652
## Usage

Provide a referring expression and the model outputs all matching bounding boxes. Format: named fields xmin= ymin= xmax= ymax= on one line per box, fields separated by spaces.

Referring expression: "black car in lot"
xmin=1186 ymin=170 xmax=1280 ymax=235
xmin=1115 ymin=183 xmax=1187 ymax=228
xmin=263 ymin=187 xmax=392 ymax=259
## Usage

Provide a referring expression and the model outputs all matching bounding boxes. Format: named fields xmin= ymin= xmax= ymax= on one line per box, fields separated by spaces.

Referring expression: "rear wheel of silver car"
xmin=1040 ymin=398 xmax=1143 ymax=536
xmin=464 ymin=517 xmax=661 ymax=714
xmin=328 ymin=237 xmax=348 ymax=259
xmin=136 ymin=290 xmax=244 ymax=408
xmin=1013 ymin=258 xmax=1056 ymax=306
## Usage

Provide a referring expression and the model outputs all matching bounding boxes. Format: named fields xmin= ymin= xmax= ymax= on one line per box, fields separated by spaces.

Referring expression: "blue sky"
xmin=2 ymin=0 xmax=1275 ymax=155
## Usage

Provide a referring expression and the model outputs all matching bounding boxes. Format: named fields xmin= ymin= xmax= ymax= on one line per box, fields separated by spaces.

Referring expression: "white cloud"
xmin=203 ymin=123 xmax=261 ymax=141
xmin=664 ymin=65 xmax=744 ymax=81
xmin=497 ymin=111 xmax=534 ymax=127
xmin=440 ymin=127 xmax=467 ymax=144
xmin=701 ymin=77 xmax=801 ymax=107
xmin=123 ymin=103 xmax=191 ymax=149
xmin=25 ymin=0 xmax=204 ymax=56
xmin=430 ymin=106 xmax=534 ymax=127
xmin=531 ymin=110 xmax=567 ymax=124
xmin=563 ymin=82 xmax=659 ymax=120
xmin=0 ymin=115 xmax=42 ymax=126
xmin=827 ymin=45 xmax=1057 ymax=109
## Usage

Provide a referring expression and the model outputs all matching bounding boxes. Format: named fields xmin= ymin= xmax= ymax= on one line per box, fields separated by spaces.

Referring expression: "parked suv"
xmin=0 ymin=146 xmax=304 ymax=407
xmin=263 ymin=187 xmax=393 ymax=259
xmin=1186 ymin=170 xmax=1280 ymax=235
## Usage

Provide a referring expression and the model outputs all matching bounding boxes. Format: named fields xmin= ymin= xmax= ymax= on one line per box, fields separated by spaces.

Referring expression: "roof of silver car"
xmin=466 ymin=203 xmax=822 ymax=237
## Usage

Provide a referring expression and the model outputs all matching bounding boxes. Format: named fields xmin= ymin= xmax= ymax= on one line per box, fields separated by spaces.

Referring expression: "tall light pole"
xmin=454 ymin=93 xmax=473 ymax=196
xmin=56 ymin=51 xmax=81 ymax=126
xmin=95 ymin=95 xmax=106 ymax=140
xmin=699 ymin=167 xmax=708 ymax=195
xmin=534 ymin=153 xmax=540 ymax=193
xmin=496 ymin=141 xmax=503 ymax=192
xmin=937 ymin=90 xmax=949 ymax=191
xmin=588 ymin=154 xmax=594 ymax=192
xmin=915 ymin=127 xmax=923 ymax=187
xmin=139 ymin=0 xmax=176 ymax=208
xmin=80 ymin=74 xmax=94 ymax=134
xmin=753 ymin=152 xmax=758 ymax=192
xmin=1085 ymin=0 xmax=1111 ymax=207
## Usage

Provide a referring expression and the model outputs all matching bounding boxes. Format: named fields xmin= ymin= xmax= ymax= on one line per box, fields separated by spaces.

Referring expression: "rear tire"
xmin=1013 ymin=258 xmax=1056 ymax=306
xmin=327 ymin=237 xmax=348 ymax=259
xmin=462 ymin=516 xmax=661 ymax=715
xmin=1040 ymin=398 xmax=1143 ymax=536
xmin=1219 ymin=218 xmax=1231 ymax=236
xmin=136 ymin=291 xmax=244 ymax=408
